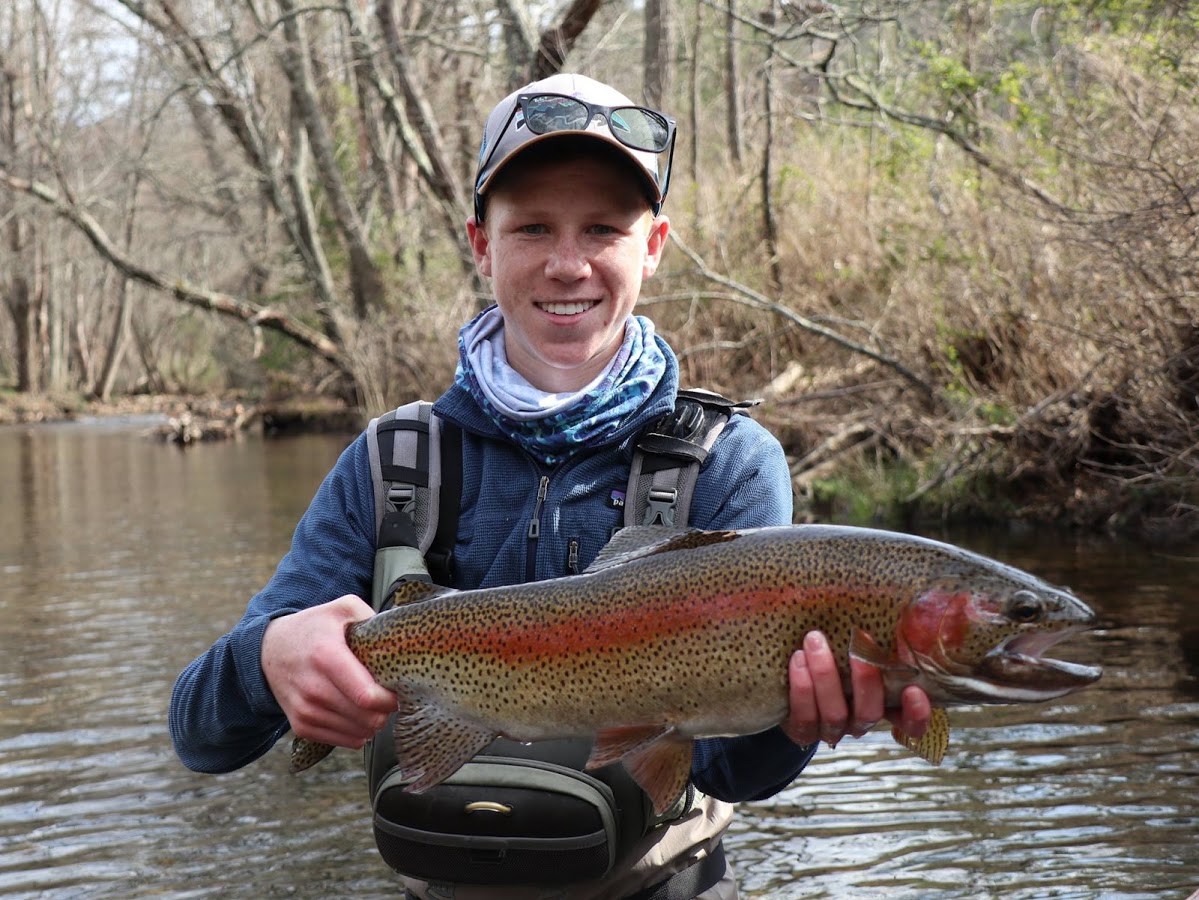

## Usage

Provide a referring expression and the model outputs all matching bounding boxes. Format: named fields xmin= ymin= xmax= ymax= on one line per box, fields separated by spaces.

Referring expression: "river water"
xmin=0 ymin=422 xmax=1195 ymax=899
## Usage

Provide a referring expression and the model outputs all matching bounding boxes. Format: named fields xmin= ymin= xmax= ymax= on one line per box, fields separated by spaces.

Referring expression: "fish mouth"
xmin=976 ymin=627 xmax=1102 ymax=700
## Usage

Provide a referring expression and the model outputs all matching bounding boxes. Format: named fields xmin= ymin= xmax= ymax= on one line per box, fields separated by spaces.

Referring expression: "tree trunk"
xmin=278 ymin=0 xmax=384 ymax=320
xmin=531 ymin=0 xmax=607 ymax=81
xmin=42 ymin=244 xmax=68 ymax=391
xmin=687 ymin=0 xmax=702 ymax=183
xmin=10 ymin=272 xmax=40 ymax=393
xmin=725 ymin=0 xmax=743 ymax=166
xmin=95 ymin=271 xmax=134 ymax=402
xmin=496 ymin=0 xmax=539 ymax=89
xmin=644 ymin=0 xmax=672 ymax=109
xmin=761 ymin=31 xmax=782 ymax=292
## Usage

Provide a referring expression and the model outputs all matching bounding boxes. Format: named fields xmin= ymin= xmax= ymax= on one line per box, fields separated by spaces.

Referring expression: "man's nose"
xmin=545 ymin=235 xmax=591 ymax=281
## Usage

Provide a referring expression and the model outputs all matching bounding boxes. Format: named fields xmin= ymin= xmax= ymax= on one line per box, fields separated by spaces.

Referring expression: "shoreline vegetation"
xmin=4 ymin=384 xmax=1193 ymax=544
xmin=0 ymin=390 xmax=360 ymax=439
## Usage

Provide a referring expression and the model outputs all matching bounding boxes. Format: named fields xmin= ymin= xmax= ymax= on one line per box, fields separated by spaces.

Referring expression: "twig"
xmin=0 ymin=167 xmax=346 ymax=369
xmin=668 ymin=231 xmax=937 ymax=400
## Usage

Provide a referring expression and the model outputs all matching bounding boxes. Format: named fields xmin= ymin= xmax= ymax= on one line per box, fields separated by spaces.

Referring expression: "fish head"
xmin=895 ymin=566 xmax=1102 ymax=706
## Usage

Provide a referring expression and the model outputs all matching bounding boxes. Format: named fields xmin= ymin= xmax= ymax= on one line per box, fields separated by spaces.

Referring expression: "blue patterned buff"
xmin=455 ymin=306 xmax=667 ymax=467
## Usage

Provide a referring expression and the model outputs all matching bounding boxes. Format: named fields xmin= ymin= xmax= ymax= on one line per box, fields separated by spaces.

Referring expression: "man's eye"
xmin=519 ymin=224 xmax=548 ymax=235
xmin=589 ymin=224 xmax=617 ymax=235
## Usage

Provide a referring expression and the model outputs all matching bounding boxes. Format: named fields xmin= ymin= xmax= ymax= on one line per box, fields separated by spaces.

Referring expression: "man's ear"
xmin=466 ymin=216 xmax=492 ymax=277
xmin=642 ymin=215 xmax=670 ymax=279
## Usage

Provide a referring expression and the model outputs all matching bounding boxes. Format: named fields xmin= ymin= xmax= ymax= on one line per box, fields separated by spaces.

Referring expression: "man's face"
xmin=467 ymin=153 xmax=669 ymax=393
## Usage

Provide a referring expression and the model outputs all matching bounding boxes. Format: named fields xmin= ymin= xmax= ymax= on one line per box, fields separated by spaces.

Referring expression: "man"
xmin=170 ymin=73 xmax=930 ymax=898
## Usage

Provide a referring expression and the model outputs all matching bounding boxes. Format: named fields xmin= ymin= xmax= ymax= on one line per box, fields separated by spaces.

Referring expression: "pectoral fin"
xmin=849 ymin=628 xmax=910 ymax=671
xmin=892 ymin=707 xmax=950 ymax=765
xmin=392 ymin=693 xmax=496 ymax=793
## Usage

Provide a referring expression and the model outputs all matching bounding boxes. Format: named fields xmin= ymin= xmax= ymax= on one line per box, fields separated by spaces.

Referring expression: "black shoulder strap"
xmin=625 ymin=388 xmax=760 ymax=528
xmin=427 ymin=418 xmax=461 ymax=586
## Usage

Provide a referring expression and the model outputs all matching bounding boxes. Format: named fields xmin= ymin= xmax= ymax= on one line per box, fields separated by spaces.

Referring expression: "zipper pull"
xmin=527 ymin=475 xmax=549 ymax=539
xmin=567 ymin=540 xmax=580 ymax=574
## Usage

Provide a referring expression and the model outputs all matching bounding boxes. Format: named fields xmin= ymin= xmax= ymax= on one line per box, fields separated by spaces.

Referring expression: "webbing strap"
xmin=636 ymin=433 xmax=710 ymax=471
xmin=626 ymin=390 xmax=750 ymax=529
xmin=376 ymin=417 xmax=430 ymax=487
xmin=427 ymin=419 xmax=462 ymax=586
xmin=624 ymin=842 xmax=727 ymax=900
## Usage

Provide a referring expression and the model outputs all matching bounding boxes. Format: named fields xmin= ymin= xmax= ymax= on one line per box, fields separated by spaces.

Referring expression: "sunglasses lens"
xmin=609 ymin=108 xmax=671 ymax=152
xmin=522 ymin=95 xmax=672 ymax=154
xmin=523 ymin=95 xmax=590 ymax=134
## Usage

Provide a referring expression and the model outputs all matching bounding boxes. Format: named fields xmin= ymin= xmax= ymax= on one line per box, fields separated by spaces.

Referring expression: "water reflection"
xmin=0 ymin=422 xmax=1196 ymax=899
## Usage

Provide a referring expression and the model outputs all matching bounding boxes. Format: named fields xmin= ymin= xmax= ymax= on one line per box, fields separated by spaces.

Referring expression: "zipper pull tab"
xmin=527 ymin=475 xmax=549 ymax=539
xmin=567 ymin=540 xmax=580 ymax=574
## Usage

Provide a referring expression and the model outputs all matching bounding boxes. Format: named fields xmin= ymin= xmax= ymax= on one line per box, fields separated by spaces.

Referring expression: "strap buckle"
xmin=387 ymin=484 xmax=416 ymax=514
xmin=643 ymin=488 xmax=678 ymax=526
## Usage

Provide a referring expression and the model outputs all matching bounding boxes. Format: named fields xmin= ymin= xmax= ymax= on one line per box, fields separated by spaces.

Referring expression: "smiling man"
xmin=466 ymin=145 xmax=669 ymax=393
xmin=169 ymin=73 xmax=929 ymax=899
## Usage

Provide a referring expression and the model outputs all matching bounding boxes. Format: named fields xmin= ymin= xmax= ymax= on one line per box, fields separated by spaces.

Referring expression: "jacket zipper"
xmin=526 ymin=474 xmax=550 ymax=576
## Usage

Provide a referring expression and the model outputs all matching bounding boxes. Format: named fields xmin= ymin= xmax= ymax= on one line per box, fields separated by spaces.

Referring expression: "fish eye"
xmin=1006 ymin=590 xmax=1044 ymax=623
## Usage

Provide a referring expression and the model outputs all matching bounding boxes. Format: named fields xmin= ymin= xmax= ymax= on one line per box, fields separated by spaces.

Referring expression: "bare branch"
xmin=834 ymin=72 xmax=1073 ymax=216
xmin=531 ymin=0 xmax=606 ymax=80
xmin=667 ymin=230 xmax=936 ymax=400
xmin=0 ymin=167 xmax=345 ymax=369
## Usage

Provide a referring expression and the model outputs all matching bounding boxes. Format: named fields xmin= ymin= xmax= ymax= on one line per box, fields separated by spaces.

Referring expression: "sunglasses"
xmin=475 ymin=92 xmax=677 ymax=220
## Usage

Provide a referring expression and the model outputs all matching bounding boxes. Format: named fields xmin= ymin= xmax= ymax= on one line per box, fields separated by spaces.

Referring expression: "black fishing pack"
xmin=363 ymin=390 xmax=751 ymax=887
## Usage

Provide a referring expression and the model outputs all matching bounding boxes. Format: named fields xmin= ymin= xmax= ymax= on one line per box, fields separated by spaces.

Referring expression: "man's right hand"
xmin=261 ymin=595 xmax=397 ymax=749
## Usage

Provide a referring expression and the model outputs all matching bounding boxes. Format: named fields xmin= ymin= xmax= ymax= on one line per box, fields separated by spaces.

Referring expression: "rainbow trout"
xmin=290 ymin=525 xmax=1101 ymax=813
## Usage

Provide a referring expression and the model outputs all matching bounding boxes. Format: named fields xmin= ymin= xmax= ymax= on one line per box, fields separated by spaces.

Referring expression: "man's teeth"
xmin=540 ymin=301 xmax=595 ymax=316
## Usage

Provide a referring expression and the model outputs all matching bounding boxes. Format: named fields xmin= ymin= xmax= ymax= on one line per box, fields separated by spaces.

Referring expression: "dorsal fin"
xmin=388 ymin=581 xmax=455 ymax=608
xmin=585 ymin=526 xmax=741 ymax=573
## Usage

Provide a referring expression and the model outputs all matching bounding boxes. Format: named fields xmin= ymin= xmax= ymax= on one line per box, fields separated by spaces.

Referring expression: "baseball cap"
xmin=473 ymin=73 xmax=676 ymax=221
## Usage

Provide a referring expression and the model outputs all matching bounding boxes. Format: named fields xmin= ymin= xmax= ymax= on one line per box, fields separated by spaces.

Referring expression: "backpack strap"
xmin=428 ymin=416 xmax=462 ymax=585
xmin=625 ymin=388 xmax=760 ymax=528
xmin=367 ymin=401 xmax=461 ymax=602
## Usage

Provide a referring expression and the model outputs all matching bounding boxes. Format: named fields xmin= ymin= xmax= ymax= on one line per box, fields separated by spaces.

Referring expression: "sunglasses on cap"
xmin=474 ymin=92 xmax=677 ymax=221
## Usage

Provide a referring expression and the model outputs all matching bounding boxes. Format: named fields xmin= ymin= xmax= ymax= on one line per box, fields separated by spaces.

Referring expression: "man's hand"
xmin=261 ymin=595 xmax=396 ymax=749
xmin=782 ymin=630 xmax=931 ymax=748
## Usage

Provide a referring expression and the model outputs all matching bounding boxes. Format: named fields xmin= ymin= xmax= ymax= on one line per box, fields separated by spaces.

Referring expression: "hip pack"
xmin=363 ymin=390 xmax=751 ymax=886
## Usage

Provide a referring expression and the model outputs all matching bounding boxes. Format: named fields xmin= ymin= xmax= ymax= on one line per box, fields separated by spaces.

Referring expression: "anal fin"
xmin=587 ymin=724 xmax=675 ymax=769
xmin=590 ymin=729 xmax=693 ymax=816
xmin=892 ymin=706 xmax=950 ymax=765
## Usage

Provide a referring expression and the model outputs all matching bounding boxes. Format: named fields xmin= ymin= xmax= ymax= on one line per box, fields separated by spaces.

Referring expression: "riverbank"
xmin=0 ymin=390 xmax=362 ymax=436
xmin=4 ymin=388 xmax=1194 ymax=542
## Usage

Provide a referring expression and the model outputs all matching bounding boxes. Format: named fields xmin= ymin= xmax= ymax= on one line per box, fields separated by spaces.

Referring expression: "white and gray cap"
xmin=473 ymin=73 xmax=671 ymax=218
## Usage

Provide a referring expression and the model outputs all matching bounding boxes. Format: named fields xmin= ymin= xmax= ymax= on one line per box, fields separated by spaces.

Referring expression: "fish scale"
xmin=290 ymin=524 xmax=1102 ymax=814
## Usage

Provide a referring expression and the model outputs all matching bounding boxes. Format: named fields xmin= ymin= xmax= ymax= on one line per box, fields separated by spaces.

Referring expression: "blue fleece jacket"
xmin=168 ymin=346 xmax=816 ymax=801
